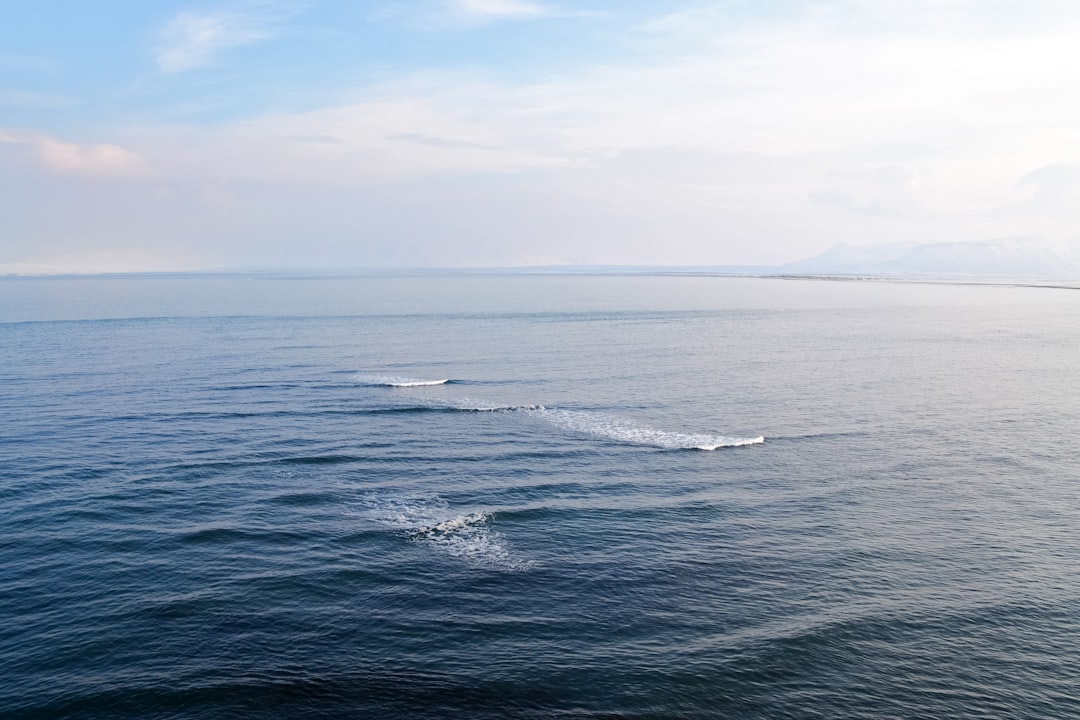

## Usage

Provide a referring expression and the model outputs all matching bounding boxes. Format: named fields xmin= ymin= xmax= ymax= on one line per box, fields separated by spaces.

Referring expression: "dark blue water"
xmin=3 ymin=275 xmax=1080 ymax=718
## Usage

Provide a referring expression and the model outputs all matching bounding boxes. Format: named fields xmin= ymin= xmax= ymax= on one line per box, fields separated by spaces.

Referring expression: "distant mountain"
xmin=783 ymin=238 xmax=1080 ymax=280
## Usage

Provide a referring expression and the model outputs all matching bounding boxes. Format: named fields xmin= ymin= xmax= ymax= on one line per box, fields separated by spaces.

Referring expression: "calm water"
xmin=2 ymin=274 xmax=1080 ymax=719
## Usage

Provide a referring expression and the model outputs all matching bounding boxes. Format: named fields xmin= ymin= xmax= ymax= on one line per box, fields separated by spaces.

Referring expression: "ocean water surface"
xmin=2 ymin=274 xmax=1080 ymax=718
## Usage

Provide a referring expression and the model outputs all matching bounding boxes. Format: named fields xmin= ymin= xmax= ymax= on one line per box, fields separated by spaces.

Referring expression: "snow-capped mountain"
xmin=784 ymin=238 xmax=1080 ymax=280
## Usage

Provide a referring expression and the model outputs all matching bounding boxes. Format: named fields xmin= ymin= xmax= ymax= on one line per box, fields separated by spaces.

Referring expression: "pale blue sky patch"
xmin=0 ymin=90 xmax=76 ymax=108
xmin=0 ymin=52 xmax=57 ymax=73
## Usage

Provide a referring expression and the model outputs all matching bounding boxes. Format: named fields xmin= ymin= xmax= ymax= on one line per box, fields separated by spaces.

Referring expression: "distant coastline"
xmin=9 ymin=238 xmax=1080 ymax=287
xmin=4 ymin=265 xmax=1080 ymax=292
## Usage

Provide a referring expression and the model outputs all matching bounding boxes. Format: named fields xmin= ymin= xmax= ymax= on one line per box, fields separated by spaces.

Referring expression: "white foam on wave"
xmin=359 ymin=494 xmax=533 ymax=571
xmin=531 ymin=408 xmax=764 ymax=450
xmin=353 ymin=375 xmax=762 ymax=449
xmin=443 ymin=396 xmax=545 ymax=412
xmin=356 ymin=374 xmax=449 ymax=388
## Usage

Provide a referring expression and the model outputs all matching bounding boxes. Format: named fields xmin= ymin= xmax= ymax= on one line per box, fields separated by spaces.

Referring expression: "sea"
xmin=2 ymin=273 xmax=1079 ymax=719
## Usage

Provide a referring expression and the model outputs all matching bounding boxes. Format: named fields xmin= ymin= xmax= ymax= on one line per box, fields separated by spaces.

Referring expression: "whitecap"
xmin=355 ymin=374 xmax=449 ymax=388
xmin=530 ymin=408 xmax=764 ymax=450
xmin=443 ymin=396 xmax=545 ymax=412
xmin=359 ymin=494 xmax=532 ymax=570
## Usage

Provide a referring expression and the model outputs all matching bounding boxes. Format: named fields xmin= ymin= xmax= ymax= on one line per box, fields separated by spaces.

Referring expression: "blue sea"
xmin=3 ymin=274 xmax=1080 ymax=718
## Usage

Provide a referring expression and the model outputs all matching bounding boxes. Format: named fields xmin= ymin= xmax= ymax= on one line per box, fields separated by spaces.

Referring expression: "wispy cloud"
xmin=38 ymin=137 xmax=147 ymax=176
xmin=377 ymin=0 xmax=557 ymax=29
xmin=1 ymin=128 xmax=148 ymax=177
xmin=11 ymin=0 xmax=1080 ymax=272
xmin=156 ymin=10 xmax=272 ymax=73
xmin=809 ymin=166 xmax=922 ymax=217
xmin=387 ymin=132 xmax=495 ymax=149
xmin=447 ymin=0 xmax=550 ymax=21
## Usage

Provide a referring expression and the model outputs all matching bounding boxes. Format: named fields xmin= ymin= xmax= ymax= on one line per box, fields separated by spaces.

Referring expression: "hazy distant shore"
xmin=4 ymin=267 xmax=1080 ymax=292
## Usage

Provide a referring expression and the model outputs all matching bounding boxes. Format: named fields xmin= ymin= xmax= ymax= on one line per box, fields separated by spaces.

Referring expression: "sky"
xmin=3 ymin=0 xmax=1080 ymax=273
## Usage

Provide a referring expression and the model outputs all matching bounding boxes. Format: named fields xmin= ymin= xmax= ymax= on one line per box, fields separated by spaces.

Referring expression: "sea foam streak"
xmin=355 ymin=375 xmax=762 ymax=449
xmin=360 ymin=494 xmax=532 ymax=570
xmin=532 ymin=408 xmax=764 ymax=450
xmin=443 ymin=396 xmax=545 ymax=412
xmin=356 ymin=374 xmax=449 ymax=387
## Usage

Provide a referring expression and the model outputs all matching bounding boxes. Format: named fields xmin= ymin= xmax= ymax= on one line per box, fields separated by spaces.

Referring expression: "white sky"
xmin=3 ymin=1 xmax=1080 ymax=272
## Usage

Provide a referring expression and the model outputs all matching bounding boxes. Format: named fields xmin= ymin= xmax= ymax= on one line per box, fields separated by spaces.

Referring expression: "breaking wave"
xmin=356 ymin=374 xmax=450 ymax=387
xmin=531 ymin=408 xmax=764 ymax=450
xmin=359 ymin=494 xmax=533 ymax=571
xmin=442 ymin=397 xmax=545 ymax=412
xmin=353 ymin=373 xmax=762 ymax=449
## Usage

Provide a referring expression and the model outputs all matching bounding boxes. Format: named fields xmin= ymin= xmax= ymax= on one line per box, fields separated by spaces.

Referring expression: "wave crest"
xmin=445 ymin=397 xmax=545 ymax=412
xmin=356 ymin=374 xmax=449 ymax=388
xmin=532 ymin=408 xmax=764 ymax=450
